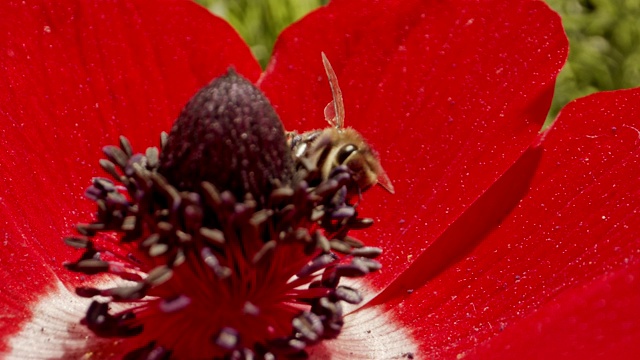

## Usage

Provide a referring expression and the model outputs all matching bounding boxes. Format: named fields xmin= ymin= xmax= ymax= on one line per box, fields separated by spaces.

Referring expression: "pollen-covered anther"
xmin=65 ymin=72 xmax=383 ymax=359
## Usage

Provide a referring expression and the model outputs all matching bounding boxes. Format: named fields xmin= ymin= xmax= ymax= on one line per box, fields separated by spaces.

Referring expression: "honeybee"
xmin=287 ymin=53 xmax=394 ymax=196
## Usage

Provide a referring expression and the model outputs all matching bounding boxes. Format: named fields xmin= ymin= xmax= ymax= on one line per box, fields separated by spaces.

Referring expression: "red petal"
xmin=359 ymin=88 xmax=640 ymax=358
xmin=259 ymin=0 xmax=568 ymax=291
xmin=471 ymin=260 xmax=640 ymax=359
xmin=0 ymin=0 xmax=258 ymax=352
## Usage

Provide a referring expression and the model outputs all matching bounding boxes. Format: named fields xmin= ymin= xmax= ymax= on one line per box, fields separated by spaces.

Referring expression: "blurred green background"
xmin=196 ymin=0 xmax=640 ymax=122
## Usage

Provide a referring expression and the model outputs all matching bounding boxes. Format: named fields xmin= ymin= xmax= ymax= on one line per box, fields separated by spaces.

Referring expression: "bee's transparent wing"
xmin=321 ymin=52 xmax=344 ymax=129
xmin=324 ymin=101 xmax=337 ymax=127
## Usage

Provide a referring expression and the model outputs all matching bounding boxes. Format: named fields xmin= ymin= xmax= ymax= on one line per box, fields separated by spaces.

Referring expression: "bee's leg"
xmin=350 ymin=186 xmax=364 ymax=208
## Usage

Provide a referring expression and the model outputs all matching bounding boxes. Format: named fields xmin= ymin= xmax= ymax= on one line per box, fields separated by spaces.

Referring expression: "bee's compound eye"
xmin=337 ymin=144 xmax=358 ymax=164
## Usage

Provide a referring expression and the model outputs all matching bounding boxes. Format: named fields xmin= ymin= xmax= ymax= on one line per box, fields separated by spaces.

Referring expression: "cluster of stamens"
xmin=65 ymin=135 xmax=382 ymax=359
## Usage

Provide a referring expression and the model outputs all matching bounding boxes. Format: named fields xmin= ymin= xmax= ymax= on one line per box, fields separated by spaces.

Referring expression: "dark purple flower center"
xmin=64 ymin=71 xmax=382 ymax=359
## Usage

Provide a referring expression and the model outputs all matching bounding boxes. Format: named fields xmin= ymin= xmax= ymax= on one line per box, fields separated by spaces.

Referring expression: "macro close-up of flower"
xmin=1 ymin=0 xmax=639 ymax=359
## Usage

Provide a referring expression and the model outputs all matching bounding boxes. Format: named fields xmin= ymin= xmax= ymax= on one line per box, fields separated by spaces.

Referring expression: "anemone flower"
xmin=1 ymin=0 xmax=639 ymax=359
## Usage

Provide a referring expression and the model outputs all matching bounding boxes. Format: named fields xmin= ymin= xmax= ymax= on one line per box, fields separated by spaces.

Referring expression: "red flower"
xmin=1 ymin=0 xmax=639 ymax=359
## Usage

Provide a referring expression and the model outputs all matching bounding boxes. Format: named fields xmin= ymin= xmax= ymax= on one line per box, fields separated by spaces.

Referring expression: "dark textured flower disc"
xmin=159 ymin=69 xmax=294 ymax=205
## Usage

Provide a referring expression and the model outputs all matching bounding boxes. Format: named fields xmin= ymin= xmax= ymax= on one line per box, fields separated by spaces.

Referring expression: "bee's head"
xmin=325 ymin=128 xmax=394 ymax=196
xmin=334 ymin=143 xmax=376 ymax=193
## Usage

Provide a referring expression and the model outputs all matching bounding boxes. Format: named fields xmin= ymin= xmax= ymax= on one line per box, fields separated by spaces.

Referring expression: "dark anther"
xmin=313 ymin=179 xmax=340 ymax=198
xmin=148 ymin=243 xmax=169 ymax=257
xmin=296 ymin=253 xmax=339 ymax=278
xmin=314 ymin=297 xmax=344 ymax=338
xmin=107 ymin=192 xmax=130 ymax=208
xmin=84 ymin=185 xmax=104 ymax=201
xmin=200 ymin=227 xmax=226 ymax=246
xmin=242 ymin=301 xmax=260 ymax=316
xmin=214 ymin=327 xmax=240 ymax=350
xmin=159 ymin=131 xmax=168 ymax=149
xmin=329 ymin=240 xmax=352 ymax=254
xmin=141 ymin=233 xmax=160 ymax=247
xmin=75 ymin=223 xmax=100 ymax=236
xmin=342 ymin=235 xmax=364 ymax=248
xmin=330 ymin=186 xmax=348 ymax=207
xmin=83 ymin=301 xmax=142 ymax=338
xmin=155 ymin=222 xmax=173 ymax=236
xmin=269 ymin=186 xmax=294 ymax=204
xmin=201 ymin=247 xmax=231 ymax=279
xmin=92 ymin=177 xmax=117 ymax=192
xmin=105 ymin=282 xmax=148 ymax=301
xmin=330 ymin=171 xmax=353 ymax=187
xmin=333 ymin=261 xmax=369 ymax=279
xmin=327 ymin=164 xmax=350 ymax=178
xmin=310 ymin=208 xmax=325 ymax=222
xmin=249 ymin=209 xmax=273 ymax=227
xmin=159 ymin=295 xmax=191 ymax=313
xmin=99 ymin=159 xmax=121 ymax=180
xmin=333 ymin=285 xmax=363 ymax=304
xmin=64 ymin=258 xmax=109 ymax=275
xmin=352 ymin=257 xmax=382 ymax=272
xmin=346 ymin=217 xmax=374 ymax=229
xmin=145 ymin=266 xmax=173 ymax=286
xmin=201 ymin=181 xmax=223 ymax=209
xmin=119 ymin=135 xmax=134 ymax=158
xmin=63 ymin=236 xmax=90 ymax=249
xmin=175 ymin=230 xmax=192 ymax=244
xmin=120 ymin=215 xmax=137 ymax=231
xmin=103 ymin=145 xmax=129 ymax=168
xmin=145 ymin=147 xmax=159 ymax=169
xmin=75 ymin=287 xmax=101 ymax=298
xmin=312 ymin=231 xmax=331 ymax=253
xmin=331 ymin=206 xmax=356 ymax=220
xmin=292 ymin=311 xmax=324 ymax=343
xmin=350 ymin=246 xmax=383 ymax=258
xmin=252 ymin=240 xmax=277 ymax=264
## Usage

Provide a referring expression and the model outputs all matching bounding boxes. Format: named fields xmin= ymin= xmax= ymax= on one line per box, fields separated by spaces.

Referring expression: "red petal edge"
xmin=259 ymin=0 xmax=568 ymax=293
xmin=0 ymin=0 xmax=259 ymax=353
xmin=350 ymin=88 xmax=640 ymax=359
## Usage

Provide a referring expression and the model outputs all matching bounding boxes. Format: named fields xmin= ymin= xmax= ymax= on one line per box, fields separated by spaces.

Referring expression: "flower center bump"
xmin=64 ymin=70 xmax=382 ymax=359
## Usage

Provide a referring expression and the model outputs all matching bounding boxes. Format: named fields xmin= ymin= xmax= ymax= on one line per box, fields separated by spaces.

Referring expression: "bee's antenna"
xmin=321 ymin=52 xmax=345 ymax=130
